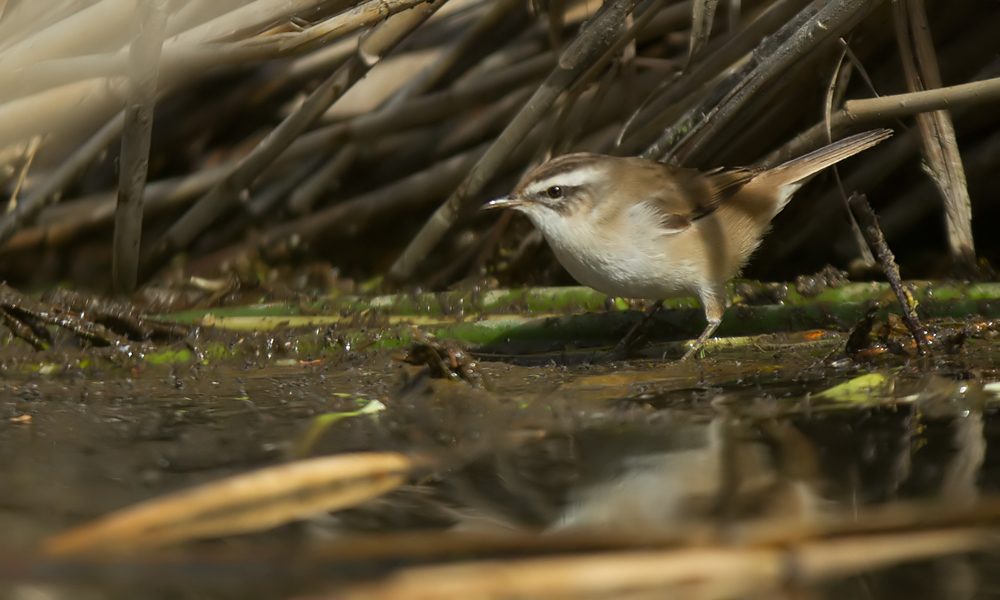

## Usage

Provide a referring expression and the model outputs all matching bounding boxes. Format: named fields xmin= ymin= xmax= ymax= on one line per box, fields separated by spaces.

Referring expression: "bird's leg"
xmin=612 ymin=299 xmax=664 ymax=356
xmin=681 ymin=292 xmax=726 ymax=360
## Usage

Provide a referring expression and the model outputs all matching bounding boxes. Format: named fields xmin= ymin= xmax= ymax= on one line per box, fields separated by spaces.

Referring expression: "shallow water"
xmin=1 ymin=330 xmax=998 ymax=599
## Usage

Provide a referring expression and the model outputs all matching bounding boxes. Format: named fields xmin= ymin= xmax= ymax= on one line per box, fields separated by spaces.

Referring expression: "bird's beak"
xmin=483 ymin=196 xmax=523 ymax=210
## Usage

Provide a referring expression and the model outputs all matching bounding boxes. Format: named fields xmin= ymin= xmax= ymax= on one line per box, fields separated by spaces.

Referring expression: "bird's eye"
xmin=546 ymin=186 xmax=563 ymax=199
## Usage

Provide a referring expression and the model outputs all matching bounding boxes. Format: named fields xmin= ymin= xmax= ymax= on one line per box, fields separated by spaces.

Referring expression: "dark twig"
xmin=612 ymin=299 xmax=664 ymax=357
xmin=388 ymin=0 xmax=636 ymax=282
xmin=263 ymin=142 xmax=492 ymax=250
xmin=42 ymin=287 xmax=188 ymax=340
xmin=144 ymin=0 xmax=448 ymax=279
xmin=847 ymin=193 xmax=927 ymax=355
xmin=0 ymin=306 xmax=49 ymax=350
xmin=113 ymin=0 xmax=169 ymax=294
xmin=541 ymin=0 xmax=672 ymax=161
xmin=552 ymin=0 xmax=674 ymax=155
xmin=0 ymin=283 xmax=128 ymax=348
xmin=649 ymin=0 xmax=880 ymax=165
xmin=824 ymin=40 xmax=874 ymax=266
xmin=616 ymin=0 xmax=804 ymax=156
xmin=0 ymin=110 xmax=124 ymax=248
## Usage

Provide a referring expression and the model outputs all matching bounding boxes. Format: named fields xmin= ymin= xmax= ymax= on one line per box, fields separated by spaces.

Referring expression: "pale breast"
xmin=542 ymin=212 xmax=704 ymax=300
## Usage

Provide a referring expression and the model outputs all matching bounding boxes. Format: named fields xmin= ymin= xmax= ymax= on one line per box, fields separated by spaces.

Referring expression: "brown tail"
xmin=755 ymin=128 xmax=893 ymax=191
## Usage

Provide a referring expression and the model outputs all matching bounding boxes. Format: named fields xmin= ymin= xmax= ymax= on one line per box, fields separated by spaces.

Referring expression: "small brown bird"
xmin=485 ymin=129 xmax=892 ymax=359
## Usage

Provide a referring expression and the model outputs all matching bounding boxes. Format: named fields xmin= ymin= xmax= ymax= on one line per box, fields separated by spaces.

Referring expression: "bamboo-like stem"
xmin=144 ymin=0 xmax=447 ymax=278
xmin=113 ymin=0 xmax=169 ymax=295
xmin=264 ymin=140 xmax=493 ymax=247
xmin=335 ymin=528 xmax=997 ymax=600
xmin=687 ymin=0 xmax=720 ymax=66
xmin=0 ymin=1 xmax=434 ymax=125
xmin=0 ymin=0 xmax=87 ymax=54
xmin=2 ymin=75 xmax=548 ymax=253
xmin=893 ymin=0 xmax=976 ymax=278
xmin=615 ymin=0 xmax=803 ymax=156
xmin=0 ymin=0 xmax=135 ymax=76
xmin=162 ymin=0 xmax=249 ymax=38
xmin=647 ymin=0 xmax=879 ymax=165
xmin=287 ymin=0 xmax=523 ymax=215
xmin=387 ymin=0 xmax=636 ymax=282
xmin=275 ymin=0 xmax=435 ymax=55
xmin=168 ymin=0 xmax=328 ymax=47
xmin=761 ymin=75 xmax=1000 ymax=168
xmin=45 ymin=452 xmax=415 ymax=555
xmin=0 ymin=77 xmax=128 ymax=151
xmin=540 ymin=0 xmax=673 ymax=160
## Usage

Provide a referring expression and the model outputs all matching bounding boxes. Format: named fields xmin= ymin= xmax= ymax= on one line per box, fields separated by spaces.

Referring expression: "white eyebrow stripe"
xmin=523 ymin=167 xmax=602 ymax=196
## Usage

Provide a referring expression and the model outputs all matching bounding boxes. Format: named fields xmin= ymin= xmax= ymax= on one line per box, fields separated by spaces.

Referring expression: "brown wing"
xmin=623 ymin=159 xmax=759 ymax=234
xmin=692 ymin=166 xmax=759 ymax=219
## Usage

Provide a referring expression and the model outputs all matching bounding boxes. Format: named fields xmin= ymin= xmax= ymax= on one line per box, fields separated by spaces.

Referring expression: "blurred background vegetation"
xmin=0 ymin=0 xmax=996 ymax=301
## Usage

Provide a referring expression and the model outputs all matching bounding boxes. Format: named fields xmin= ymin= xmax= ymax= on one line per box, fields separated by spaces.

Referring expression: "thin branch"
xmin=647 ymin=0 xmax=880 ymax=165
xmin=825 ymin=41 xmax=874 ymax=266
xmin=847 ymin=193 xmax=926 ymax=355
xmin=761 ymin=75 xmax=1000 ymax=168
xmin=615 ymin=0 xmax=803 ymax=156
xmin=542 ymin=0 xmax=673 ymax=160
xmin=263 ymin=142 xmax=493 ymax=249
xmin=387 ymin=0 xmax=636 ymax=282
xmin=0 ymin=110 xmax=125 ymax=247
xmin=113 ymin=0 xmax=169 ymax=295
xmin=5 ymin=134 xmax=40 ymax=214
xmin=766 ymin=128 xmax=919 ymax=265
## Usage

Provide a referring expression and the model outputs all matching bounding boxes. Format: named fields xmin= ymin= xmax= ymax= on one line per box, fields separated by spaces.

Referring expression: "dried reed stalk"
xmin=388 ymin=0 xmax=636 ymax=281
xmin=113 ymin=0 xmax=168 ymax=294
xmin=892 ymin=0 xmax=976 ymax=278
xmin=144 ymin=0 xmax=448 ymax=276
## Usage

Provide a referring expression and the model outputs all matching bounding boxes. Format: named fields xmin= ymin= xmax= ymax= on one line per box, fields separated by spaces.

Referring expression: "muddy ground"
xmin=0 ymin=319 xmax=997 ymax=598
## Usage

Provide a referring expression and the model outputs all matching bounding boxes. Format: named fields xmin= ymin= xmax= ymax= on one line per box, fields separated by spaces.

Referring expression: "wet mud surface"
xmin=2 ymin=318 xmax=1000 ymax=598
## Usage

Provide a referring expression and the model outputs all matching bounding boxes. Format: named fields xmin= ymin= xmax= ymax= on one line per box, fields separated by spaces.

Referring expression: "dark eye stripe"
xmin=536 ymin=185 xmax=577 ymax=201
xmin=541 ymin=186 xmax=583 ymax=215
